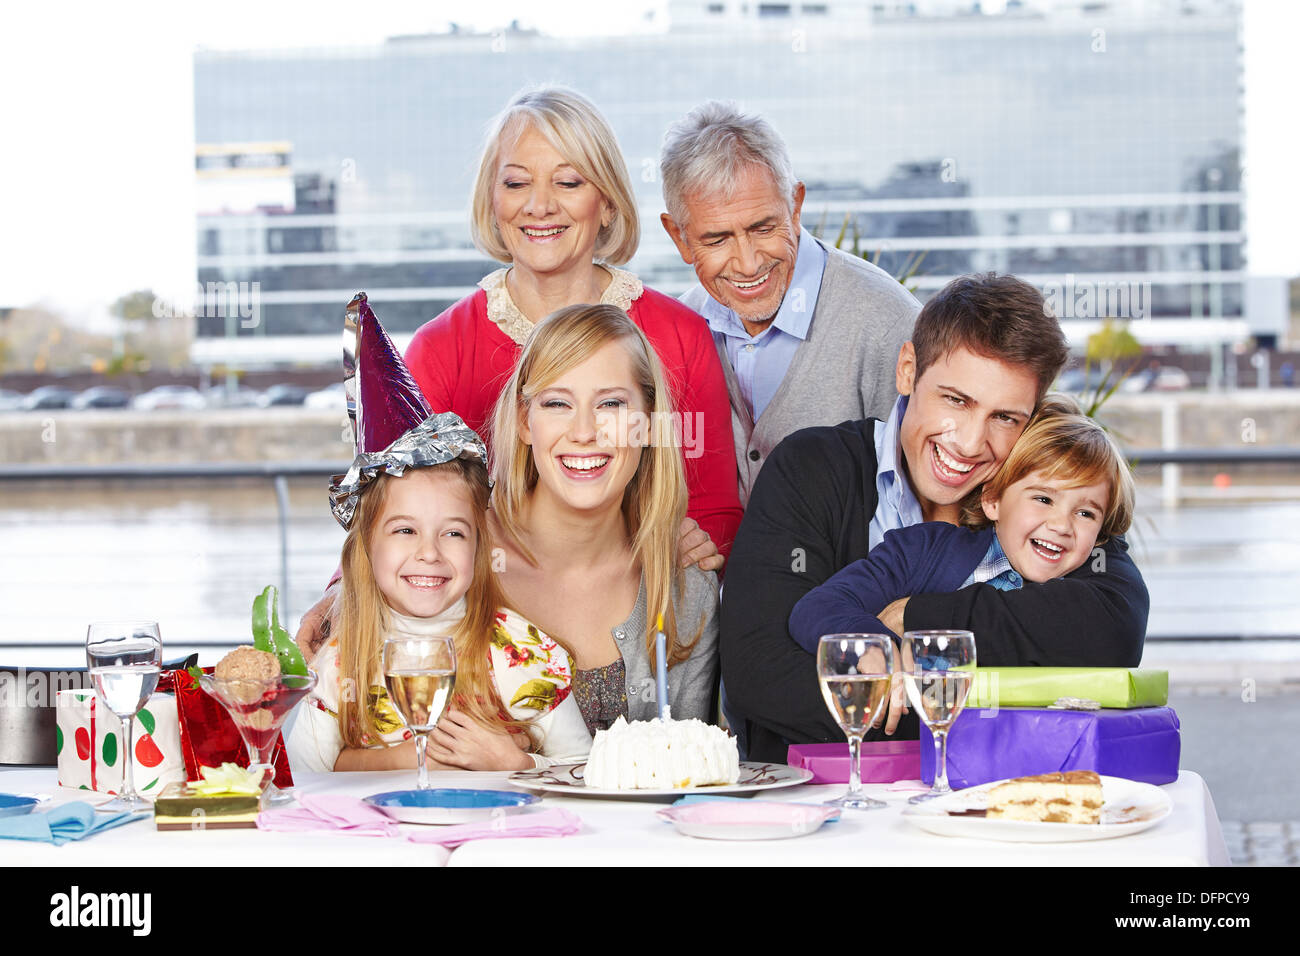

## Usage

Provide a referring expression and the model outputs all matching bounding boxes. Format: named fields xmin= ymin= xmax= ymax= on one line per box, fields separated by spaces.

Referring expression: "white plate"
xmin=508 ymin=761 xmax=813 ymax=801
xmin=902 ymin=774 xmax=1172 ymax=843
xmin=656 ymin=802 xmax=839 ymax=840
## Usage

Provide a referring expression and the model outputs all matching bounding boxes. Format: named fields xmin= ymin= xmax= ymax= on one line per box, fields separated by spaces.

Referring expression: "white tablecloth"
xmin=0 ymin=768 xmax=1228 ymax=867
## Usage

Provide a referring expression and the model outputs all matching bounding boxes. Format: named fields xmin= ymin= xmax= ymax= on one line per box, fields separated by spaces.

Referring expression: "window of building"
xmin=758 ymin=3 xmax=792 ymax=16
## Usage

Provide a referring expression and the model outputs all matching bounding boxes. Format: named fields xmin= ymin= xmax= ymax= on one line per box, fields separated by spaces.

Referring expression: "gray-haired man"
xmin=660 ymin=102 xmax=919 ymax=504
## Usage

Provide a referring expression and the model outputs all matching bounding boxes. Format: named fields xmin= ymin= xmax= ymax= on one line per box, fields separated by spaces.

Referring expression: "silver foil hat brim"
xmin=328 ymin=411 xmax=489 ymax=529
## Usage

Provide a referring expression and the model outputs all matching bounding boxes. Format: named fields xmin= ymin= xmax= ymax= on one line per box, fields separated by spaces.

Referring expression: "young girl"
xmin=288 ymin=297 xmax=590 ymax=773
xmin=788 ymin=395 xmax=1136 ymax=651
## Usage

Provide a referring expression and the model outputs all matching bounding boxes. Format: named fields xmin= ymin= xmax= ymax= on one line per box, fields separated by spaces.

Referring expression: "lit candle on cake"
xmin=655 ymin=614 xmax=670 ymax=721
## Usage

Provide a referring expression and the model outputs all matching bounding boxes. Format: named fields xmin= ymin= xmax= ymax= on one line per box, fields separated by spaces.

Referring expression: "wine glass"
xmin=86 ymin=622 xmax=163 ymax=812
xmin=816 ymin=634 xmax=893 ymax=810
xmin=901 ymin=630 xmax=977 ymax=804
xmin=382 ymin=635 xmax=456 ymax=790
xmin=199 ymin=669 xmax=318 ymax=807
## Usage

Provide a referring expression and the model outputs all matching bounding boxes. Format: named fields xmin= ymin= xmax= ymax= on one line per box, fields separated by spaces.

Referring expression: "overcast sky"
xmin=1 ymin=0 xmax=1294 ymax=322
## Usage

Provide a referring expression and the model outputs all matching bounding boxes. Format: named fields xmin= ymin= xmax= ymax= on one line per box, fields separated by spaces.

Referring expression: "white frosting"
xmin=583 ymin=716 xmax=740 ymax=789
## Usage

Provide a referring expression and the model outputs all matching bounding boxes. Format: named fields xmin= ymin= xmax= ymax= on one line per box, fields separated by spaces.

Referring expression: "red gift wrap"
xmin=160 ymin=669 xmax=294 ymax=788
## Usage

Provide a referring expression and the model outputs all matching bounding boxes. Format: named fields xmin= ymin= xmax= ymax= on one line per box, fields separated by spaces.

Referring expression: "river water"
xmin=2 ymin=478 xmax=1298 ymax=667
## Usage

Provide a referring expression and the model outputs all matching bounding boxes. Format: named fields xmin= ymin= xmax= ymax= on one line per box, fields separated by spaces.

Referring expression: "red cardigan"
xmin=404 ymin=286 xmax=743 ymax=558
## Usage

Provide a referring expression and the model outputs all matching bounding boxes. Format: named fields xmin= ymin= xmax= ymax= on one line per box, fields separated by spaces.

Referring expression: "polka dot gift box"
xmin=55 ymin=689 xmax=185 ymax=797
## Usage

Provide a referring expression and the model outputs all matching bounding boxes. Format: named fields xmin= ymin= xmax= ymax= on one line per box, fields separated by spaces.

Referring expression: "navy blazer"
xmin=789 ymin=524 xmax=995 ymax=654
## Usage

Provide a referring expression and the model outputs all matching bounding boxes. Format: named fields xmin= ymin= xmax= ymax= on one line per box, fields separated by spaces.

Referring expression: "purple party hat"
xmin=350 ymin=292 xmax=432 ymax=454
xmin=328 ymin=293 xmax=487 ymax=529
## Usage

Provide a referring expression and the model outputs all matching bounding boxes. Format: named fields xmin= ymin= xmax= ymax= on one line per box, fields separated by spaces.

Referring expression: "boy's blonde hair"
xmin=334 ymin=460 xmax=533 ymax=750
xmin=490 ymin=303 xmax=701 ymax=669
xmin=962 ymin=393 xmax=1135 ymax=544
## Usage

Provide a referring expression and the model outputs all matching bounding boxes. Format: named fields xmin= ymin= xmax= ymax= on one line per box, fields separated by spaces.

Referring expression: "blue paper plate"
xmin=364 ymin=788 xmax=540 ymax=825
xmin=0 ymin=794 xmax=41 ymax=818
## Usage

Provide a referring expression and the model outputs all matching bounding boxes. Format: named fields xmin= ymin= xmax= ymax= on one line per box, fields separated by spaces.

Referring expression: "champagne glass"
xmin=816 ymin=634 xmax=893 ymax=810
xmin=86 ymin=622 xmax=163 ymax=812
xmin=902 ymin=630 xmax=977 ymax=804
xmin=382 ymin=635 xmax=456 ymax=790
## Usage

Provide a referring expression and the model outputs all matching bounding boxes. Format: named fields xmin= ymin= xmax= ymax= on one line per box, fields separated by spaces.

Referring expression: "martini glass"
xmin=86 ymin=622 xmax=162 ymax=812
xmin=199 ymin=669 xmax=317 ymax=807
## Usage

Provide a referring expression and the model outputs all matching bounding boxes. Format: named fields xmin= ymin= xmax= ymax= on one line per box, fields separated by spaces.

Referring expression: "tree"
xmin=110 ymin=290 xmax=158 ymax=322
xmin=1080 ymin=319 xmax=1143 ymax=417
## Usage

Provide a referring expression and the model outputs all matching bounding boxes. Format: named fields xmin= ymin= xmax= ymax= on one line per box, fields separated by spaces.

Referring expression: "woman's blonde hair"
xmin=334 ymin=460 xmax=535 ymax=750
xmin=469 ymin=86 xmax=640 ymax=266
xmin=490 ymin=303 xmax=700 ymax=668
xmin=962 ymin=393 xmax=1135 ymax=544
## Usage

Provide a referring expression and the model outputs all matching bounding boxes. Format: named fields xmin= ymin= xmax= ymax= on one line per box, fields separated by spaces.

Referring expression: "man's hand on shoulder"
xmin=294 ymin=584 xmax=339 ymax=662
xmin=678 ymin=516 xmax=724 ymax=572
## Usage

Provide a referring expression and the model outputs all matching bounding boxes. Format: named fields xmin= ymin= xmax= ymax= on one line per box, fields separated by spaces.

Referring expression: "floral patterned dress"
xmin=287 ymin=602 xmax=592 ymax=772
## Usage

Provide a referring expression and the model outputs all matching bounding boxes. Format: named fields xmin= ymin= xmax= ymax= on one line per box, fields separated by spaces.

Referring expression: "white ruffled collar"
xmin=479 ymin=266 xmax=644 ymax=345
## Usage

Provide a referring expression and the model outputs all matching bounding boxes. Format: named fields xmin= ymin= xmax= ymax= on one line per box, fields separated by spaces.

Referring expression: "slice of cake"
xmin=583 ymin=716 xmax=740 ymax=790
xmin=985 ymin=770 xmax=1104 ymax=824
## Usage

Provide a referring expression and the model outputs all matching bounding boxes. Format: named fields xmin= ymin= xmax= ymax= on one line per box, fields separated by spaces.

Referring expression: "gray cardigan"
xmin=682 ymin=240 xmax=919 ymax=506
xmin=615 ymin=566 xmax=719 ymax=723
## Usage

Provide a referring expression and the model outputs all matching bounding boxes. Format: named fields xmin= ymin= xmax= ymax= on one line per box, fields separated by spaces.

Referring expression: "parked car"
xmin=1149 ymin=366 xmax=1191 ymax=391
xmin=1122 ymin=364 xmax=1192 ymax=393
xmin=206 ymin=384 xmax=262 ymax=408
xmin=19 ymin=386 xmax=79 ymax=410
xmin=1054 ymin=367 xmax=1107 ymax=394
xmin=71 ymin=386 xmax=133 ymax=409
xmin=0 ymin=389 xmax=24 ymax=411
xmin=133 ymin=385 xmax=206 ymax=411
xmin=257 ymin=384 xmax=310 ymax=407
xmin=303 ymin=382 xmax=346 ymax=410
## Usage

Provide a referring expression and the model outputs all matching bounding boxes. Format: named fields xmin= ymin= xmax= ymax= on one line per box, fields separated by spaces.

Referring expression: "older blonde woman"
xmin=487 ymin=304 xmax=719 ymax=732
xmin=404 ymin=87 xmax=740 ymax=565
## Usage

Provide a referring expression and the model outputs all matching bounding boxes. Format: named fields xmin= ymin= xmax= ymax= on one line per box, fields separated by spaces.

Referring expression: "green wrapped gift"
xmin=965 ymin=667 xmax=1168 ymax=709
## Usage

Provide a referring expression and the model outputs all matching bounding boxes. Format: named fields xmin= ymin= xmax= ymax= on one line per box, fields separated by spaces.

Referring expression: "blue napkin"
xmin=0 ymin=802 xmax=149 ymax=845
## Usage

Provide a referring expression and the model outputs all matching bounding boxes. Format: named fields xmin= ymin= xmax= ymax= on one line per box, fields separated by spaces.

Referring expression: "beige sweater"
xmin=683 ymin=241 xmax=919 ymax=506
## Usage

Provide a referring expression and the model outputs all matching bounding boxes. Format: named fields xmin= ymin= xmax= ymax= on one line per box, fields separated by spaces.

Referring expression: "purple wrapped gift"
xmin=787 ymin=740 xmax=920 ymax=784
xmin=920 ymin=706 xmax=1180 ymax=789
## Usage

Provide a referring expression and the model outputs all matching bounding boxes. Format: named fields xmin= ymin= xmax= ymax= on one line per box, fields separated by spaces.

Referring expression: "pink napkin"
xmin=257 ymin=795 xmax=403 ymax=837
xmin=405 ymin=808 xmax=583 ymax=847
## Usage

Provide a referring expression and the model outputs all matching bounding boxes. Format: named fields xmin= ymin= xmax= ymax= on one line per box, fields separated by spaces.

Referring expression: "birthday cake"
xmin=582 ymin=716 xmax=740 ymax=790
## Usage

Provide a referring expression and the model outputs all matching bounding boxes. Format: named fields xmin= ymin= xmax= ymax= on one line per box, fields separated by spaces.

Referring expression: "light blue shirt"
xmin=700 ymin=228 xmax=827 ymax=424
xmin=960 ymin=530 xmax=1024 ymax=592
xmin=869 ymin=395 xmax=925 ymax=550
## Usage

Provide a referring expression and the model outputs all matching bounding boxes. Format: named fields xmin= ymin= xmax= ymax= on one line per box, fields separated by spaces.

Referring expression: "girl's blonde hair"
xmin=334 ymin=459 xmax=534 ymax=750
xmin=469 ymin=86 xmax=640 ymax=266
xmin=490 ymin=303 xmax=701 ymax=669
xmin=962 ymin=393 xmax=1135 ymax=544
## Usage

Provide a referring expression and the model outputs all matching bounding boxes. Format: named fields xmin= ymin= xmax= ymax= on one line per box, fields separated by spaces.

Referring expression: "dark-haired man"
xmin=720 ymin=273 xmax=1150 ymax=761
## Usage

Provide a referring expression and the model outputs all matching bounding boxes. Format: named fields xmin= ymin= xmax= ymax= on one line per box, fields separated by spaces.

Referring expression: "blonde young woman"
xmin=403 ymin=86 xmax=740 ymax=564
xmin=487 ymin=304 xmax=719 ymax=732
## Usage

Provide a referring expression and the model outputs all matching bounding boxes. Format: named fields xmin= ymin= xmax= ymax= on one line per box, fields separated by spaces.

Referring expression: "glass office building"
xmin=193 ymin=0 xmax=1244 ymax=358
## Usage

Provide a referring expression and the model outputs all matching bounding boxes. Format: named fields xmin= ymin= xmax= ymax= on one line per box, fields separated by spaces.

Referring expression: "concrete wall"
xmin=1088 ymin=391 xmax=1300 ymax=452
xmin=0 ymin=409 xmax=351 ymax=466
xmin=1 ymin=392 xmax=1298 ymax=467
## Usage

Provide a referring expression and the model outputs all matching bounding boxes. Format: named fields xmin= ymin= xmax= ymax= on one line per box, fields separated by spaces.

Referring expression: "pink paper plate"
xmin=656 ymin=802 xmax=839 ymax=840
